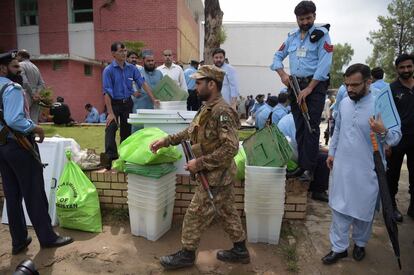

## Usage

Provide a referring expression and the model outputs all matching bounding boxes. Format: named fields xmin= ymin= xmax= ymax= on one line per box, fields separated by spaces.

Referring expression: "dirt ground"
xmin=1 ymin=170 xmax=413 ymax=274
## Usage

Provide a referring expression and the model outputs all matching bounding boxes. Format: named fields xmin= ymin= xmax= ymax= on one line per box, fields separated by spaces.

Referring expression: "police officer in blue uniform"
xmin=271 ymin=1 xmax=333 ymax=181
xmin=0 ymin=51 xmax=73 ymax=255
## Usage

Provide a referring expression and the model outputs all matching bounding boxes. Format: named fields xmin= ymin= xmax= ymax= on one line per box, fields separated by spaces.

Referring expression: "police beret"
xmin=0 ymin=50 xmax=17 ymax=64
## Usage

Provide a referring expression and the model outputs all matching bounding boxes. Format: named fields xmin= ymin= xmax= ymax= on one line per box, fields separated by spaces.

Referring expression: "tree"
xmin=367 ymin=0 xmax=414 ymax=82
xmin=123 ymin=41 xmax=145 ymax=56
xmin=204 ymin=0 xmax=224 ymax=64
xmin=330 ymin=43 xmax=354 ymax=89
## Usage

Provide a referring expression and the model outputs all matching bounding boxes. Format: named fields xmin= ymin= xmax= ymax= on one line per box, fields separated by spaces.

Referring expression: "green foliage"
xmin=330 ymin=43 xmax=354 ymax=89
xmin=123 ymin=41 xmax=145 ymax=56
xmin=218 ymin=26 xmax=227 ymax=45
xmin=367 ymin=0 xmax=414 ymax=82
xmin=39 ymin=86 xmax=53 ymax=106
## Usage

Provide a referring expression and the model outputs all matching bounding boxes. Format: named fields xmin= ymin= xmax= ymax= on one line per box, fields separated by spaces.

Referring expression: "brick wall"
xmin=93 ymin=0 xmax=179 ymax=64
xmin=38 ymin=0 xmax=69 ymax=54
xmin=34 ymin=59 xmax=105 ymax=122
xmin=0 ymin=0 xmax=17 ymax=51
xmin=0 ymin=171 xmax=308 ymax=220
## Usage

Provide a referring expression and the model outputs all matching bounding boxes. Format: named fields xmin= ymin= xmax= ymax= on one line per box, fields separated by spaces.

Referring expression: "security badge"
xmin=297 ymin=46 xmax=307 ymax=57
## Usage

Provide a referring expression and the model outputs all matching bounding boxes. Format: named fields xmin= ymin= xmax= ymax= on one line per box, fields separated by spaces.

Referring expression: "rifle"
xmin=288 ymin=75 xmax=315 ymax=134
xmin=181 ymin=140 xmax=216 ymax=210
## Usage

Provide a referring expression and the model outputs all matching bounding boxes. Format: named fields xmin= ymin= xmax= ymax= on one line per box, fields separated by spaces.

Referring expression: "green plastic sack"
xmin=234 ymin=146 xmax=246 ymax=180
xmin=118 ymin=127 xmax=182 ymax=165
xmin=56 ymin=151 xmax=102 ymax=233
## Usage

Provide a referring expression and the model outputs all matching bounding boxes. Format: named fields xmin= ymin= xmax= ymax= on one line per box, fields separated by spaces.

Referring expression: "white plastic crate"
xmin=127 ymin=183 xmax=176 ymax=199
xmin=245 ymin=211 xmax=283 ymax=244
xmin=127 ymin=188 xmax=176 ymax=207
xmin=128 ymin=200 xmax=174 ymax=241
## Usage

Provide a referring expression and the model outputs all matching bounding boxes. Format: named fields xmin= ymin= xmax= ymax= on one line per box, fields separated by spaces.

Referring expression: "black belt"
xmin=111 ymin=98 xmax=132 ymax=105
xmin=296 ymin=75 xmax=314 ymax=83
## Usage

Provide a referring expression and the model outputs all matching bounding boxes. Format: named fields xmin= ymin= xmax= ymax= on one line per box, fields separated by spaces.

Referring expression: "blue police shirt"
xmin=271 ymin=103 xmax=289 ymax=125
xmin=184 ymin=66 xmax=197 ymax=90
xmin=250 ymin=102 xmax=264 ymax=114
xmin=85 ymin=107 xmax=99 ymax=123
xmin=102 ymin=61 xmax=145 ymax=100
xmin=277 ymin=113 xmax=297 ymax=154
xmin=371 ymin=79 xmax=388 ymax=91
xmin=255 ymin=104 xmax=274 ymax=130
xmin=271 ymin=25 xmax=333 ymax=81
xmin=0 ymin=77 xmax=35 ymax=134
xmin=331 ymin=84 xmax=347 ymax=120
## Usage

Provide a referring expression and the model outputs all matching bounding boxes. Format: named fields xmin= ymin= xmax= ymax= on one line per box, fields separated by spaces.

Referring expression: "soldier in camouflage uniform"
xmin=150 ymin=65 xmax=249 ymax=270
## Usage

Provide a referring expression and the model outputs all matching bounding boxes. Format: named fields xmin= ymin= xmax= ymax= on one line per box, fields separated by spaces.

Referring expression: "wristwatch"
xmin=379 ymin=128 xmax=389 ymax=139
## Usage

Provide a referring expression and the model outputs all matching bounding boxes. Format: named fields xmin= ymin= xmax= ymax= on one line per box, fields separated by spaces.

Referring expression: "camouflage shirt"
xmin=166 ymin=96 xmax=240 ymax=186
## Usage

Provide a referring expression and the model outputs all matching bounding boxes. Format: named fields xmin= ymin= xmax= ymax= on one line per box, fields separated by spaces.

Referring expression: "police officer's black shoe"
xmin=407 ymin=196 xmax=414 ymax=219
xmin=297 ymin=170 xmax=313 ymax=182
xmin=217 ymin=240 xmax=250 ymax=264
xmin=311 ymin=191 xmax=329 ymax=202
xmin=159 ymin=249 xmax=195 ymax=270
xmin=321 ymin=250 xmax=348 ymax=265
xmin=12 ymin=236 xmax=32 ymax=255
xmin=393 ymin=207 xmax=403 ymax=223
xmin=41 ymin=236 xmax=73 ymax=248
xmin=352 ymin=245 xmax=365 ymax=261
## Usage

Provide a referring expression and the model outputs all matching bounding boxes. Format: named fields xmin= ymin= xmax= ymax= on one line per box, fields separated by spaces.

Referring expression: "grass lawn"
xmin=41 ymin=124 xmax=255 ymax=153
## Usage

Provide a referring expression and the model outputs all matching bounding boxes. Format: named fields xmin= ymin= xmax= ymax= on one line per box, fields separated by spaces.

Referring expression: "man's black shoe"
xmin=41 ymin=236 xmax=73 ymax=248
xmin=286 ymin=167 xmax=303 ymax=179
xmin=12 ymin=236 xmax=32 ymax=255
xmin=311 ymin=191 xmax=329 ymax=202
xmin=297 ymin=170 xmax=313 ymax=182
xmin=321 ymin=250 xmax=348 ymax=265
xmin=160 ymin=249 xmax=195 ymax=270
xmin=393 ymin=208 xmax=403 ymax=223
xmin=217 ymin=241 xmax=250 ymax=264
xmin=407 ymin=196 xmax=414 ymax=219
xmin=352 ymin=245 xmax=365 ymax=261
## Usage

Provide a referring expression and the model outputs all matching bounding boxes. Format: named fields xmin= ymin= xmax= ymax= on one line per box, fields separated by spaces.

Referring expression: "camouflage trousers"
xmin=181 ymin=184 xmax=246 ymax=251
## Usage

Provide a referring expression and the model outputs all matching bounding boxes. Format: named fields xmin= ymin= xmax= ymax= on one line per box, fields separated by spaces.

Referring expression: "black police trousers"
xmin=386 ymin=134 xmax=414 ymax=205
xmin=187 ymin=89 xmax=201 ymax=111
xmin=105 ymin=98 xmax=133 ymax=160
xmin=291 ymin=80 xmax=328 ymax=172
xmin=310 ymin=151 xmax=330 ymax=193
xmin=0 ymin=139 xmax=58 ymax=247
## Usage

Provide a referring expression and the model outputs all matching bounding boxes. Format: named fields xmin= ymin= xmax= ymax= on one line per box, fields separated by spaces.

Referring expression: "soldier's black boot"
xmin=159 ymin=249 xmax=195 ymax=270
xmin=217 ymin=240 xmax=250 ymax=264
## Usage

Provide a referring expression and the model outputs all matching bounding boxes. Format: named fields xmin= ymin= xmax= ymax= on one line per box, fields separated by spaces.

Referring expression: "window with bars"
xmin=19 ymin=0 xmax=38 ymax=26
xmin=70 ymin=0 xmax=93 ymax=23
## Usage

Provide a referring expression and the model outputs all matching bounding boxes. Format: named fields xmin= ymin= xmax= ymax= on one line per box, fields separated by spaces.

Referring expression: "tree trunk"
xmin=204 ymin=0 xmax=224 ymax=64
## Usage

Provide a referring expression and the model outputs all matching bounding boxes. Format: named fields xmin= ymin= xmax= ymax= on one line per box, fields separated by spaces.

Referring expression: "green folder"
xmin=152 ymin=75 xmax=188 ymax=101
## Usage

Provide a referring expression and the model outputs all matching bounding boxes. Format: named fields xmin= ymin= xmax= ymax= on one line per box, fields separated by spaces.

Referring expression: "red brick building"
xmin=0 ymin=0 xmax=203 ymax=121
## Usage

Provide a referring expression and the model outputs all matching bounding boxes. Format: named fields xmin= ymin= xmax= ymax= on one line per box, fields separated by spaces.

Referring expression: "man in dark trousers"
xmin=0 ymin=51 xmax=72 ymax=255
xmin=271 ymin=1 xmax=333 ymax=182
xmin=101 ymin=41 xmax=158 ymax=169
xmin=387 ymin=54 xmax=414 ymax=222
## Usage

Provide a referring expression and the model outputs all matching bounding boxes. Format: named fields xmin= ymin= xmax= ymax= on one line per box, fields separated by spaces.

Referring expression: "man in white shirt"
xmin=157 ymin=49 xmax=187 ymax=91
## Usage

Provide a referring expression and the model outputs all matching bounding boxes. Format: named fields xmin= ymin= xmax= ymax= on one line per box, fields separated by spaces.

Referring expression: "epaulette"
xmin=310 ymin=24 xmax=330 ymax=43
xmin=288 ymin=28 xmax=299 ymax=37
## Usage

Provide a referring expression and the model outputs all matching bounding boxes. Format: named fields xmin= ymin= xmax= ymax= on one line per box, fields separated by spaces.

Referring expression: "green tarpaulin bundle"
xmin=118 ymin=128 xmax=182 ymax=165
xmin=56 ymin=151 xmax=102 ymax=233
xmin=242 ymin=124 xmax=293 ymax=167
